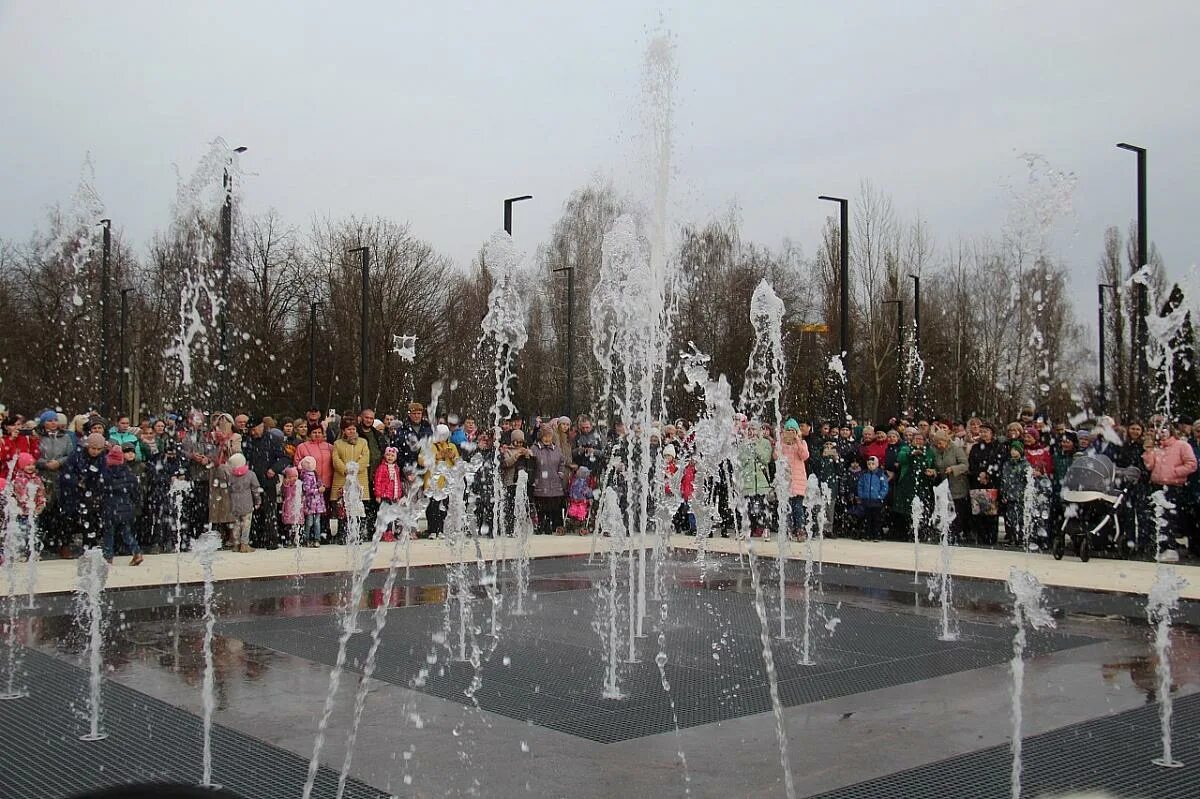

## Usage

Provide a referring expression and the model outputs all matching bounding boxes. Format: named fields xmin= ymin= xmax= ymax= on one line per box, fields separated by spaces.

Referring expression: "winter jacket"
xmin=208 ymin=462 xmax=234 ymax=525
xmin=500 ymin=445 xmax=532 ymax=488
xmin=357 ymin=424 xmax=387 ymax=475
xmin=300 ymin=469 xmax=327 ymax=515
xmin=857 ymin=469 xmax=890 ymax=505
xmin=895 ymin=444 xmax=936 ymax=514
xmin=180 ymin=428 xmax=216 ymax=482
xmin=1143 ymin=437 xmax=1198 ymax=488
xmin=530 ymin=440 xmax=565 ymax=498
xmin=420 ymin=441 xmax=460 ymax=493
xmin=280 ymin=479 xmax=304 ymax=526
xmin=573 ymin=429 xmax=604 ymax=462
xmin=374 ymin=461 xmax=404 ymax=502
xmin=968 ymin=438 xmax=1006 ymax=489
xmin=228 ymin=467 xmax=262 ymax=517
xmin=1000 ymin=457 xmax=1030 ymax=507
xmin=107 ymin=427 xmax=140 ymax=459
xmin=295 ymin=440 xmax=334 ymax=489
xmin=665 ymin=461 xmax=696 ymax=501
xmin=59 ymin=447 xmax=107 ymax=515
xmin=858 ymin=440 xmax=888 ymax=469
xmin=931 ymin=442 xmax=970 ymax=500
xmin=393 ymin=418 xmax=433 ymax=469
xmin=243 ymin=432 xmax=288 ymax=493
xmin=103 ymin=464 xmax=141 ymax=524
xmin=779 ymin=437 xmax=809 ymax=497
xmin=568 ymin=475 xmax=594 ymax=501
xmin=1 ymin=433 xmax=39 ymax=481
xmin=739 ymin=436 xmax=773 ymax=496
xmin=11 ymin=469 xmax=46 ymax=516
xmin=331 ymin=437 xmax=370 ymax=501
xmin=1024 ymin=445 xmax=1054 ymax=478
xmin=35 ymin=430 xmax=72 ymax=472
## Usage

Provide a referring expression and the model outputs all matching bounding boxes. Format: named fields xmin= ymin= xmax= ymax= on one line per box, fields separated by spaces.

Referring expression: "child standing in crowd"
xmin=663 ymin=446 xmax=696 ymax=533
xmin=102 ymin=445 xmax=143 ymax=566
xmin=856 ymin=455 xmax=889 ymax=541
xmin=374 ymin=446 xmax=404 ymax=542
xmin=10 ymin=453 xmax=46 ymax=560
xmin=280 ymin=466 xmax=303 ymax=547
xmin=1000 ymin=440 xmax=1029 ymax=548
xmin=227 ymin=452 xmax=263 ymax=554
xmin=299 ymin=455 xmax=326 ymax=547
xmin=342 ymin=461 xmax=367 ymax=543
xmin=779 ymin=419 xmax=809 ymax=539
xmin=566 ymin=466 xmax=593 ymax=534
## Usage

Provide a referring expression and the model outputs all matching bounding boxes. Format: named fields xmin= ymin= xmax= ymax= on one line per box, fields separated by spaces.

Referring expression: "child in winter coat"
xmin=374 ymin=447 xmax=403 ymax=542
xmin=663 ymin=446 xmax=697 ymax=533
xmin=280 ymin=466 xmax=303 ymax=546
xmin=566 ymin=466 xmax=594 ymax=534
xmin=102 ymin=445 xmax=143 ymax=566
xmin=10 ymin=452 xmax=46 ymax=560
xmin=1000 ymin=440 xmax=1029 ymax=548
xmin=227 ymin=452 xmax=263 ymax=553
xmin=856 ymin=456 xmax=890 ymax=541
xmin=300 ymin=455 xmax=326 ymax=546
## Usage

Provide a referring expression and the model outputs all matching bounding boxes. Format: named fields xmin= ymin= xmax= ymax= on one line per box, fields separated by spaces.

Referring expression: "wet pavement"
xmin=1 ymin=550 xmax=1198 ymax=797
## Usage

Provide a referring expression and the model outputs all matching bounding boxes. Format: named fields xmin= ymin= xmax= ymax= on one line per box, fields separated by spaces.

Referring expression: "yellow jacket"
xmin=332 ymin=437 xmax=370 ymax=501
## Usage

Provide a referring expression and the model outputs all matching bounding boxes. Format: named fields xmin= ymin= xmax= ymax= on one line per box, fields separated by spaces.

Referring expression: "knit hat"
xmin=300 ymin=456 xmax=317 ymax=471
xmin=557 ymin=416 xmax=571 ymax=426
xmin=576 ymin=466 xmax=590 ymax=480
xmin=283 ymin=466 xmax=297 ymax=479
xmin=384 ymin=446 xmax=398 ymax=458
xmin=85 ymin=432 xmax=107 ymax=450
xmin=38 ymin=410 xmax=57 ymax=425
xmin=105 ymin=445 xmax=124 ymax=466
xmin=662 ymin=444 xmax=677 ymax=459
xmin=784 ymin=418 xmax=800 ymax=432
xmin=16 ymin=452 xmax=35 ymax=471
xmin=56 ymin=413 xmax=67 ymax=427
xmin=228 ymin=453 xmax=247 ymax=470
xmin=433 ymin=423 xmax=449 ymax=442
xmin=537 ymin=423 xmax=555 ymax=440
xmin=1024 ymin=426 xmax=1039 ymax=442
xmin=1008 ymin=439 xmax=1024 ymax=454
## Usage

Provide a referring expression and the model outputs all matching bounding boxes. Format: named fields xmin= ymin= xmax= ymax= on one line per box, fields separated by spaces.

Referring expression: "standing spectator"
xmin=856 ymin=455 xmax=889 ymax=541
xmin=59 ymin=432 xmax=110 ymax=556
xmin=931 ymin=432 xmax=971 ymax=539
xmin=2 ymin=415 xmax=39 ymax=481
xmin=530 ymin=423 xmax=566 ymax=535
xmin=299 ymin=456 xmax=326 ymax=546
xmin=101 ymin=444 xmax=143 ymax=566
xmin=778 ymin=418 xmax=809 ymax=537
xmin=332 ymin=419 xmax=370 ymax=542
xmin=35 ymin=410 xmax=72 ymax=554
xmin=244 ymin=417 xmax=289 ymax=550
xmin=280 ymin=466 xmax=303 ymax=545
xmin=180 ymin=410 xmax=215 ymax=541
xmin=1000 ymin=440 xmax=1030 ymax=548
xmin=226 ymin=452 xmax=262 ymax=553
xmin=500 ymin=430 xmax=533 ymax=536
xmin=1143 ymin=421 xmax=1198 ymax=561
xmin=107 ymin=415 xmax=139 ymax=455
xmin=739 ymin=421 xmax=773 ymax=538
xmin=968 ymin=423 xmax=1005 ymax=545
xmin=208 ymin=434 xmax=239 ymax=548
xmin=11 ymin=453 xmax=46 ymax=558
xmin=896 ymin=431 xmax=936 ymax=541
xmin=422 ymin=424 xmax=459 ymax=538
xmin=396 ymin=402 xmax=433 ymax=469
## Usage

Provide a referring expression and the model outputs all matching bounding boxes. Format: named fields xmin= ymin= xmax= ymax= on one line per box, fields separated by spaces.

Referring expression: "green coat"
xmin=739 ymin=437 xmax=773 ymax=496
xmin=896 ymin=444 xmax=936 ymax=514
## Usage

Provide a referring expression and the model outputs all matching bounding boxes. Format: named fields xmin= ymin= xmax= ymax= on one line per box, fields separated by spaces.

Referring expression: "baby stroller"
xmin=1052 ymin=453 xmax=1139 ymax=562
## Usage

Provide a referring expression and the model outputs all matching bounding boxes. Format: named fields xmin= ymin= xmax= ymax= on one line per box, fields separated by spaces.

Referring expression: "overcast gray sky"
xmin=2 ymin=1 xmax=1197 ymax=309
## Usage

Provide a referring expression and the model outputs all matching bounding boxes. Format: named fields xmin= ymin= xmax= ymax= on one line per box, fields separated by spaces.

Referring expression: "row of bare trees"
xmin=0 ymin=174 xmax=1185 ymax=426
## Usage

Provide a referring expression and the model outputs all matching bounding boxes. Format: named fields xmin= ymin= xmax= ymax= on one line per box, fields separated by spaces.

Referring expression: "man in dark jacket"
xmin=244 ymin=417 xmax=290 ymax=549
xmin=395 ymin=402 xmax=433 ymax=470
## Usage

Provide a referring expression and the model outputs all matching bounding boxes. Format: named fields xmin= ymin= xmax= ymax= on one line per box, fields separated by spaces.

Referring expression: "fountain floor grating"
xmin=0 ymin=647 xmax=387 ymax=799
xmin=809 ymin=690 xmax=1200 ymax=798
xmin=222 ymin=582 xmax=1097 ymax=744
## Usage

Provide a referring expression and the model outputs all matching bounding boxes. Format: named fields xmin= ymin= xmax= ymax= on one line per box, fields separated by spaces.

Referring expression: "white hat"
xmin=662 ymin=445 xmax=677 ymax=459
xmin=228 ymin=453 xmax=247 ymax=469
xmin=435 ymin=424 xmax=451 ymax=442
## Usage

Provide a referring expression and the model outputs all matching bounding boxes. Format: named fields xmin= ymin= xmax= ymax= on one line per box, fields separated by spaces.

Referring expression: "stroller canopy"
xmin=1061 ymin=453 xmax=1119 ymax=503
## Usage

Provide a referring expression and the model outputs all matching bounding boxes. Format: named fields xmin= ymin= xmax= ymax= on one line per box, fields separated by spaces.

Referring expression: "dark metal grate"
xmin=223 ymin=585 xmax=1096 ymax=744
xmin=0 ymin=647 xmax=387 ymax=799
xmin=809 ymin=690 xmax=1200 ymax=798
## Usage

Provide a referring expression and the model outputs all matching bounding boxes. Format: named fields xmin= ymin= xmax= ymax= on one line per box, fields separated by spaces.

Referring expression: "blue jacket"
xmin=103 ymin=463 xmax=141 ymax=524
xmin=857 ymin=469 xmax=889 ymax=504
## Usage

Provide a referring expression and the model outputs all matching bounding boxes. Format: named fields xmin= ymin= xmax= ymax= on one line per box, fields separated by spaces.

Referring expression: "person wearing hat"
xmin=56 ymin=432 xmax=111 ymax=557
xmin=1143 ymin=420 xmax=1197 ymax=561
xmin=35 ymin=410 xmax=73 ymax=553
xmin=999 ymin=439 xmax=1030 ymax=549
xmin=226 ymin=452 xmax=263 ymax=554
xmin=1 ymin=414 xmax=39 ymax=482
xmin=395 ymin=401 xmax=433 ymax=471
xmin=332 ymin=417 xmax=371 ymax=542
xmin=530 ymin=423 xmax=566 ymax=535
xmin=779 ymin=419 xmax=810 ymax=537
xmin=107 ymin=415 xmax=140 ymax=458
xmin=102 ymin=444 xmax=144 ymax=566
xmin=179 ymin=410 xmax=217 ymax=542
xmin=244 ymin=416 xmax=289 ymax=549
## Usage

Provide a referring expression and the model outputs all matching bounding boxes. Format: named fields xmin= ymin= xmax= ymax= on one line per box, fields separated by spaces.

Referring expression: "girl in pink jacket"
xmin=779 ymin=419 xmax=810 ymax=537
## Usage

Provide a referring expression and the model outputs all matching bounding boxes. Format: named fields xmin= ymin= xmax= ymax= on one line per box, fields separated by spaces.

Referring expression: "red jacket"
xmin=1024 ymin=445 xmax=1053 ymax=477
xmin=374 ymin=461 xmax=404 ymax=501
xmin=1 ymin=434 xmax=39 ymax=481
xmin=666 ymin=461 xmax=695 ymax=501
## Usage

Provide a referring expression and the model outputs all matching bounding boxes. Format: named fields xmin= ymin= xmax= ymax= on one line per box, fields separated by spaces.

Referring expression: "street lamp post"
xmin=909 ymin=274 xmax=921 ymax=356
xmin=1116 ymin=142 xmax=1148 ymax=419
xmin=882 ymin=299 xmax=904 ymax=420
xmin=218 ymin=145 xmax=247 ymax=412
xmin=503 ymin=195 xmax=533 ymax=235
xmin=819 ymin=195 xmax=851 ymax=414
xmin=1097 ymin=283 xmax=1117 ymax=413
xmin=118 ymin=287 xmax=134 ymax=417
xmin=553 ymin=265 xmax=576 ymax=418
xmin=98 ymin=219 xmax=112 ymax=416
xmin=308 ymin=301 xmax=323 ymax=410
xmin=347 ymin=247 xmax=371 ymax=409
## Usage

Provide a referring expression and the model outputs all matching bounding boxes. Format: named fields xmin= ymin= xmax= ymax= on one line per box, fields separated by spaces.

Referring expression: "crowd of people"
xmin=1 ymin=398 xmax=1197 ymax=566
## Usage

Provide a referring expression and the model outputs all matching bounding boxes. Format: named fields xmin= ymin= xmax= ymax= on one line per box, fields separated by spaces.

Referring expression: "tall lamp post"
xmin=347 ymin=247 xmax=371 ymax=409
xmin=1097 ymin=283 xmax=1117 ymax=413
xmin=882 ymin=298 xmax=904 ymax=419
xmin=553 ymin=265 xmax=576 ymax=418
xmin=1116 ymin=142 xmax=1147 ymax=419
xmin=118 ymin=287 xmax=134 ymax=417
xmin=308 ymin=301 xmax=323 ymax=410
xmin=819 ymin=195 xmax=851 ymax=414
xmin=218 ymin=145 xmax=247 ymax=412
xmin=98 ymin=219 xmax=112 ymax=416
xmin=503 ymin=195 xmax=533 ymax=235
